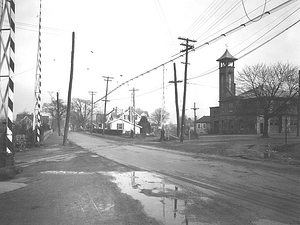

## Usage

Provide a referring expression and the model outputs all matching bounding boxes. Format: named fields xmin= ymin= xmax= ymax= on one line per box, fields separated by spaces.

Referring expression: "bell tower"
xmin=216 ymin=49 xmax=237 ymax=101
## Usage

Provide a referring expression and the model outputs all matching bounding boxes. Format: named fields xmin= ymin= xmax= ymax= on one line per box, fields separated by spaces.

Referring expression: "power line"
xmin=183 ymin=0 xmax=220 ymax=37
xmin=188 ymin=0 xmax=230 ymax=39
xmin=93 ymin=0 xmax=298 ymax=105
xmin=231 ymin=2 xmax=297 ymax=51
xmin=195 ymin=0 xmax=242 ymax=41
xmin=241 ymin=0 xmax=267 ymax=22
xmin=237 ymin=18 xmax=300 ymax=60
xmin=236 ymin=5 xmax=300 ymax=56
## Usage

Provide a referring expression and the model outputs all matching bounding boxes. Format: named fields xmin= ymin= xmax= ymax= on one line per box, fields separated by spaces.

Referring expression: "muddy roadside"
xmin=0 ymin=133 xmax=164 ymax=225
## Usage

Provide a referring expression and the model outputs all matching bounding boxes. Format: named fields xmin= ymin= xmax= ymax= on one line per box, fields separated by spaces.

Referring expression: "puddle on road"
xmin=41 ymin=171 xmax=96 ymax=175
xmin=102 ymin=171 xmax=200 ymax=225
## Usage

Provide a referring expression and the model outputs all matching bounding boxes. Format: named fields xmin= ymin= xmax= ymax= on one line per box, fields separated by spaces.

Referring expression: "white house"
xmin=106 ymin=107 xmax=142 ymax=134
xmin=107 ymin=117 xmax=142 ymax=134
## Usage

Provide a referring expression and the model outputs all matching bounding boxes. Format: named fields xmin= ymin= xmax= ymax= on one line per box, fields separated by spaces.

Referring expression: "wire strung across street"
xmin=94 ymin=0 xmax=299 ymax=104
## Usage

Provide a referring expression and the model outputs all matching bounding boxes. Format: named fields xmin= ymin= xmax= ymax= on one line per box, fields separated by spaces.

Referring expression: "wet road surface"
xmin=68 ymin=132 xmax=300 ymax=225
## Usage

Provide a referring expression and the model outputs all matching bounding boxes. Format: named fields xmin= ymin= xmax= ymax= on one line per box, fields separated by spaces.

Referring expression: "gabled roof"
xmin=107 ymin=117 xmax=142 ymax=128
xmin=196 ymin=116 xmax=210 ymax=123
xmin=216 ymin=49 xmax=237 ymax=62
xmin=16 ymin=113 xmax=33 ymax=122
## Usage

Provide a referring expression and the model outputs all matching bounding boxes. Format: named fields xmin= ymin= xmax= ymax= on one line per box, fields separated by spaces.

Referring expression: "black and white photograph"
xmin=0 ymin=0 xmax=300 ymax=224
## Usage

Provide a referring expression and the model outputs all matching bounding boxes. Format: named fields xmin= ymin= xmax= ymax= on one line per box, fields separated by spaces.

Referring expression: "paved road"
xmin=68 ymin=132 xmax=300 ymax=224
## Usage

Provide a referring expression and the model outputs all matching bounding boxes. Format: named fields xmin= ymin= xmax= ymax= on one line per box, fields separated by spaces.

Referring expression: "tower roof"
xmin=216 ymin=49 xmax=237 ymax=62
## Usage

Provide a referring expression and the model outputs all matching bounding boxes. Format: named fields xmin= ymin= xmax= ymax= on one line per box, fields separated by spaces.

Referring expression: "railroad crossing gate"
xmin=0 ymin=0 xmax=15 ymax=156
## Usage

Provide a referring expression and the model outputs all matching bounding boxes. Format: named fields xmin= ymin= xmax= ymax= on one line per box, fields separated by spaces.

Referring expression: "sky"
xmin=4 ymin=0 xmax=300 ymax=123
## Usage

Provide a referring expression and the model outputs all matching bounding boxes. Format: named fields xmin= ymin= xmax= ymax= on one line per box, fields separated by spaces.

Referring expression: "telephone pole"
xmin=56 ymin=92 xmax=61 ymax=136
xmin=102 ymin=76 xmax=113 ymax=135
xmin=129 ymin=87 xmax=139 ymax=135
xmin=191 ymin=102 xmax=199 ymax=138
xmin=178 ymin=37 xmax=196 ymax=142
xmin=88 ymin=91 xmax=96 ymax=129
xmin=169 ymin=63 xmax=182 ymax=137
xmin=63 ymin=32 xmax=75 ymax=146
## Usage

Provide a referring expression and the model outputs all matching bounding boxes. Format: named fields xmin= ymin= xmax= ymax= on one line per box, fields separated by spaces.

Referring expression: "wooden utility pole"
xmin=169 ymin=63 xmax=182 ymax=137
xmin=191 ymin=102 xmax=199 ymax=138
xmin=63 ymin=32 xmax=75 ymax=145
xmin=56 ymin=92 xmax=61 ymax=136
xmin=178 ymin=37 xmax=196 ymax=142
xmin=297 ymin=70 xmax=300 ymax=137
xmin=102 ymin=76 xmax=113 ymax=135
xmin=88 ymin=91 xmax=96 ymax=129
xmin=129 ymin=87 xmax=139 ymax=135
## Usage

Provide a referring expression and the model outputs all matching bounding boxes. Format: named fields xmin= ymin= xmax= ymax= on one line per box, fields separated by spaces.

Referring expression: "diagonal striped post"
xmin=6 ymin=0 xmax=15 ymax=155
xmin=33 ymin=0 xmax=42 ymax=145
xmin=0 ymin=0 xmax=15 ymax=157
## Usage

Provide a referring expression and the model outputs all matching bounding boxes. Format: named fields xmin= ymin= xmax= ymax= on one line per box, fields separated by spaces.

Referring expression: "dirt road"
xmin=0 ymin=133 xmax=164 ymax=225
xmin=68 ymin=132 xmax=300 ymax=225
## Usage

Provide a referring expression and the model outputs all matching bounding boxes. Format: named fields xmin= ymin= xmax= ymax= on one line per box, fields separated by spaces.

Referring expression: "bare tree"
xmin=42 ymin=98 xmax=67 ymax=131
xmin=237 ymin=62 xmax=299 ymax=138
xmin=70 ymin=98 xmax=92 ymax=130
xmin=150 ymin=108 xmax=170 ymax=126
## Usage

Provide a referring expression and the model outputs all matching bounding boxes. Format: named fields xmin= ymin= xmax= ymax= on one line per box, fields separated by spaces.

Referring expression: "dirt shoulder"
xmin=0 ymin=132 xmax=163 ymax=225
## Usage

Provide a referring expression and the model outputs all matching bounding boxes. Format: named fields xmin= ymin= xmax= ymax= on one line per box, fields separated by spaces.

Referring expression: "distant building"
xmin=210 ymin=49 xmax=298 ymax=135
xmin=97 ymin=107 xmax=145 ymax=134
xmin=15 ymin=113 xmax=50 ymax=130
xmin=196 ymin=116 xmax=211 ymax=134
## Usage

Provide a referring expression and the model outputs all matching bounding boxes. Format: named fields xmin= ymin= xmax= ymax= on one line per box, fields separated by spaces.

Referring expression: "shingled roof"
xmin=196 ymin=116 xmax=210 ymax=123
xmin=216 ymin=49 xmax=237 ymax=62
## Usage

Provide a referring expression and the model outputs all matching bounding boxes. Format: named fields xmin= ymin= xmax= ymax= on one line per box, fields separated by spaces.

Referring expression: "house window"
xmin=197 ymin=124 xmax=201 ymax=129
xmin=117 ymin=123 xmax=124 ymax=130
xmin=240 ymin=119 xmax=244 ymax=130
xmin=202 ymin=123 xmax=206 ymax=129
xmin=274 ymin=118 xmax=279 ymax=126
xmin=229 ymin=103 xmax=233 ymax=113
xmin=230 ymin=121 xmax=233 ymax=130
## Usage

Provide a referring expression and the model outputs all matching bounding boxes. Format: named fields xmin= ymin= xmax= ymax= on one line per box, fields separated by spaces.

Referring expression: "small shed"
xmin=196 ymin=116 xmax=211 ymax=134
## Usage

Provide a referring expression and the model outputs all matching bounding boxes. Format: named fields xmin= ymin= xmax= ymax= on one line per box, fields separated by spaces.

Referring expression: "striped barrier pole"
xmin=6 ymin=0 xmax=15 ymax=155
xmin=34 ymin=0 xmax=42 ymax=144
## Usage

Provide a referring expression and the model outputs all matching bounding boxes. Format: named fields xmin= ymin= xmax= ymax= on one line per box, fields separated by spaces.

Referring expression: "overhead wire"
xmin=153 ymin=0 xmax=174 ymax=44
xmin=242 ymin=0 xmax=267 ymax=22
xmin=183 ymin=0 xmax=221 ymax=38
xmin=196 ymin=0 xmax=271 ymax=44
xmin=231 ymin=1 xmax=296 ymax=51
xmin=188 ymin=0 xmax=229 ymax=38
xmin=237 ymin=19 xmax=300 ymax=60
xmin=94 ymin=0 xmax=298 ymax=105
xmin=195 ymin=0 xmax=242 ymax=41
xmin=188 ymin=8 xmax=300 ymax=81
xmin=235 ymin=4 xmax=300 ymax=56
